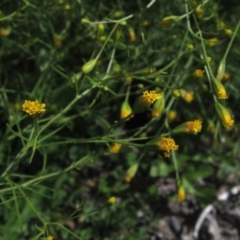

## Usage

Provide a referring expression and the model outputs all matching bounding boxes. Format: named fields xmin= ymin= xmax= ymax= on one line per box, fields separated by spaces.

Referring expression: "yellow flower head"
xmin=224 ymin=29 xmax=232 ymax=36
xmin=47 ymin=236 xmax=54 ymax=240
xmin=157 ymin=137 xmax=178 ymax=157
xmin=222 ymin=115 xmax=234 ymax=127
xmin=208 ymin=38 xmax=218 ymax=47
xmin=120 ymin=101 xmax=132 ymax=120
xmin=181 ymin=90 xmax=194 ymax=103
xmin=141 ymin=90 xmax=161 ymax=106
xmin=108 ymin=196 xmax=116 ymax=204
xmin=172 ymin=89 xmax=181 ymax=97
xmin=177 ymin=186 xmax=186 ymax=201
xmin=173 ymin=120 xmax=202 ymax=134
xmin=217 ymin=89 xmax=228 ymax=99
xmin=185 ymin=120 xmax=202 ymax=133
xmin=195 ymin=8 xmax=203 ymax=17
xmin=187 ymin=43 xmax=194 ymax=50
xmin=168 ymin=110 xmax=177 ymax=122
xmin=125 ymin=75 xmax=132 ymax=84
xmin=133 ymin=90 xmax=161 ymax=113
xmin=109 ymin=143 xmax=122 ymax=154
xmin=193 ymin=69 xmax=205 ymax=79
xmin=212 ymin=78 xmax=228 ymax=99
xmin=215 ymin=102 xmax=234 ymax=127
xmin=22 ymin=100 xmax=46 ymax=116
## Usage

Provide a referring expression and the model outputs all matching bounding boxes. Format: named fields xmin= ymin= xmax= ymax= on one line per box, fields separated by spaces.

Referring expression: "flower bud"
xmin=108 ymin=196 xmax=116 ymax=204
xmin=81 ymin=18 xmax=90 ymax=25
xmin=97 ymin=23 xmax=105 ymax=37
xmin=152 ymin=93 xmax=165 ymax=118
xmin=109 ymin=143 xmax=122 ymax=154
xmin=215 ymin=102 xmax=234 ymax=127
xmin=211 ymin=78 xmax=228 ymax=99
xmin=125 ymin=163 xmax=139 ymax=182
xmin=193 ymin=69 xmax=205 ymax=79
xmin=168 ymin=110 xmax=177 ymax=122
xmin=128 ymin=27 xmax=136 ymax=42
xmin=124 ymin=75 xmax=132 ymax=84
xmin=120 ymin=101 xmax=132 ymax=120
xmin=159 ymin=16 xmax=180 ymax=28
xmin=172 ymin=89 xmax=181 ymax=97
xmin=180 ymin=90 xmax=194 ymax=103
xmin=82 ymin=59 xmax=97 ymax=74
xmin=177 ymin=186 xmax=186 ymax=201
xmin=216 ymin=59 xmax=225 ymax=81
xmin=208 ymin=38 xmax=218 ymax=47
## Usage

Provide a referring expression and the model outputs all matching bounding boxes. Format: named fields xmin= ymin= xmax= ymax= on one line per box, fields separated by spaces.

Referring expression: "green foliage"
xmin=1 ymin=0 xmax=240 ymax=239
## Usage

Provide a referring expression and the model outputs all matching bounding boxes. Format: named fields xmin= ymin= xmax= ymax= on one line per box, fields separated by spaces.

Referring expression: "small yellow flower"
xmin=124 ymin=163 xmax=138 ymax=182
xmin=64 ymin=4 xmax=71 ymax=10
xmin=125 ymin=75 xmax=132 ymax=84
xmin=208 ymin=38 xmax=218 ymax=47
xmin=177 ymin=186 xmax=186 ymax=201
xmin=212 ymin=78 xmax=228 ymax=99
xmin=193 ymin=69 xmax=205 ymax=79
xmin=22 ymin=100 xmax=46 ymax=116
xmin=157 ymin=137 xmax=178 ymax=157
xmin=128 ymin=27 xmax=136 ymax=42
xmin=218 ymin=21 xmax=225 ymax=29
xmin=168 ymin=110 xmax=177 ymax=122
xmin=185 ymin=120 xmax=202 ymax=133
xmin=187 ymin=43 xmax=194 ymax=50
xmin=47 ymin=236 xmax=54 ymax=240
xmin=173 ymin=120 xmax=202 ymax=134
xmin=108 ymin=196 xmax=116 ymax=204
xmin=172 ymin=89 xmax=181 ymax=97
xmin=120 ymin=101 xmax=132 ymax=120
xmin=109 ymin=143 xmax=122 ymax=154
xmin=99 ymin=36 xmax=106 ymax=42
xmin=195 ymin=8 xmax=203 ymax=17
xmin=215 ymin=102 xmax=234 ymax=127
xmin=140 ymin=90 xmax=161 ymax=105
xmin=224 ymin=29 xmax=232 ymax=36
xmin=181 ymin=90 xmax=194 ymax=103
xmin=133 ymin=90 xmax=161 ymax=113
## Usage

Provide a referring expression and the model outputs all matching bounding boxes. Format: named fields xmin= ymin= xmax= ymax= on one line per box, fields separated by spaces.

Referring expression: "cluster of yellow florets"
xmin=222 ymin=115 xmax=234 ymax=127
xmin=217 ymin=89 xmax=228 ymax=99
xmin=185 ymin=120 xmax=202 ymax=134
xmin=193 ymin=69 xmax=205 ymax=78
xmin=157 ymin=137 xmax=179 ymax=157
xmin=141 ymin=90 xmax=161 ymax=106
xmin=22 ymin=100 xmax=46 ymax=116
xmin=109 ymin=143 xmax=122 ymax=154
